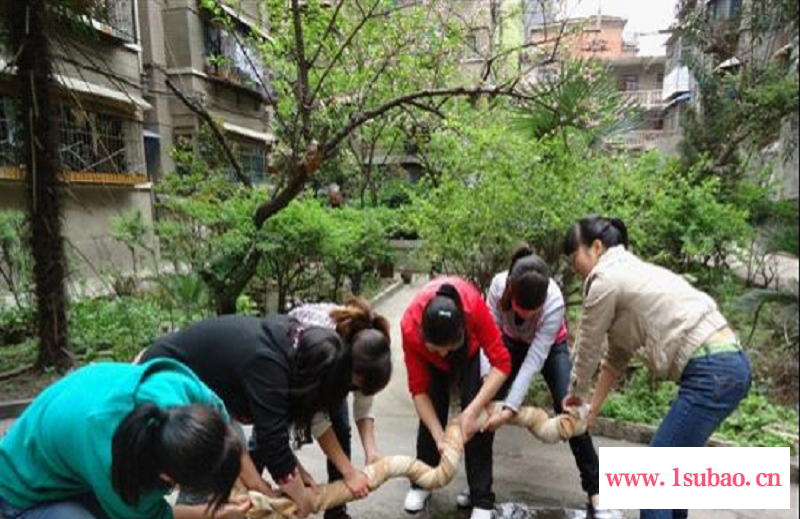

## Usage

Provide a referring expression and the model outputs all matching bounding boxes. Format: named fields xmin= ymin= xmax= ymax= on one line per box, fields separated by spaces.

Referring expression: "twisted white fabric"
xmin=237 ymin=404 xmax=588 ymax=519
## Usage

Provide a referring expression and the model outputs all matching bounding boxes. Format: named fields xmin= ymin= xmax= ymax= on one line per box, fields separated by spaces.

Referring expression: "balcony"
xmin=204 ymin=23 xmax=269 ymax=95
xmin=609 ymin=130 xmax=681 ymax=152
xmin=622 ymin=90 xmax=665 ymax=110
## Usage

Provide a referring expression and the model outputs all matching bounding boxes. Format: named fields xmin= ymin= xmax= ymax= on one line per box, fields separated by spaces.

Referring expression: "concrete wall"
xmin=0 ymin=184 xmax=156 ymax=283
xmin=0 ymin=1 xmax=157 ymax=285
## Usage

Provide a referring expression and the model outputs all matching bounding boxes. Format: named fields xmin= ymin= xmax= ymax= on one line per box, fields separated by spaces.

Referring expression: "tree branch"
xmin=163 ymin=74 xmax=253 ymax=189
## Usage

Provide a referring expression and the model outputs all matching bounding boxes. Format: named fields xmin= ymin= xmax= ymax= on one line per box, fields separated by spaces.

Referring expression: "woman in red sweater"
xmin=401 ymin=277 xmax=511 ymax=519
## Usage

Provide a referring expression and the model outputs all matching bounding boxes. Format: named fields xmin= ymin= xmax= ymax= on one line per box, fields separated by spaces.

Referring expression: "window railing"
xmin=610 ymin=130 xmax=680 ymax=150
xmin=204 ymin=22 xmax=268 ymax=93
xmin=622 ymin=89 xmax=665 ymax=109
xmin=0 ymin=96 xmax=146 ymax=184
xmin=84 ymin=0 xmax=137 ymax=42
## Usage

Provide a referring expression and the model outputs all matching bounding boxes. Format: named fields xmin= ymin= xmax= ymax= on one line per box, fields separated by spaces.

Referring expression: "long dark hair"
xmin=422 ymin=283 xmax=469 ymax=393
xmin=563 ymin=215 xmax=630 ymax=257
xmin=111 ymin=403 xmax=241 ymax=511
xmin=330 ymin=298 xmax=392 ymax=396
xmin=289 ymin=327 xmax=353 ymax=445
xmin=500 ymin=245 xmax=552 ymax=313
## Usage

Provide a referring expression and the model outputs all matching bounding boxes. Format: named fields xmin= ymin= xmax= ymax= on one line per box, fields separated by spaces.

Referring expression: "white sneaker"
xmin=469 ymin=509 xmax=493 ymax=519
xmin=456 ymin=488 xmax=472 ymax=509
xmin=593 ymin=509 xmax=615 ymax=519
xmin=403 ymin=488 xmax=431 ymax=514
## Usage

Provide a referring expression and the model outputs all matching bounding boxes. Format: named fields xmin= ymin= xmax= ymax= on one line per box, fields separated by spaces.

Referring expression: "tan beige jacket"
xmin=571 ymin=246 xmax=730 ymax=400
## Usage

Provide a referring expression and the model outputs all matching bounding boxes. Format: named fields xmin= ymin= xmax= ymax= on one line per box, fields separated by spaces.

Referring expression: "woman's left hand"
xmin=483 ymin=408 xmax=514 ymax=432
xmin=459 ymin=410 xmax=481 ymax=442
xmin=297 ymin=463 xmax=319 ymax=491
xmin=364 ymin=449 xmax=380 ymax=466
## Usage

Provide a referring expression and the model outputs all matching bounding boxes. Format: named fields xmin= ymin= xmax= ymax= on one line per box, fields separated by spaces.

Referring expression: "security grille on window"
xmin=235 ymin=139 xmax=267 ymax=184
xmin=88 ymin=0 xmax=137 ymax=42
xmin=0 ymin=97 xmax=20 ymax=168
xmin=0 ymin=95 xmax=144 ymax=178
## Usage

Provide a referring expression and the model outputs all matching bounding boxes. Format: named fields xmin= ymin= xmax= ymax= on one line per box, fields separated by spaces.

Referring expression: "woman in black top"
xmin=139 ymin=315 xmax=351 ymax=519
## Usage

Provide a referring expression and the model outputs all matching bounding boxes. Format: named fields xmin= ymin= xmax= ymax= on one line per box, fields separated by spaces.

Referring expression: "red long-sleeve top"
xmin=401 ymin=276 xmax=512 ymax=396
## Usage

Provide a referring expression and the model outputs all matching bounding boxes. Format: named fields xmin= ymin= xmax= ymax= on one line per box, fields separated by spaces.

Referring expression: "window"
xmin=0 ymin=97 xmax=20 ymax=169
xmin=465 ymin=30 xmax=481 ymax=58
xmin=581 ymin=39 xmax=608 ymax=52
xmin=707 ymin=0 xmax=743 ymax=22
xmin=0 ymin=95 xmax=144 ymax=177
xmin=237 ymin=140 xmax=267 ymax=184
xmin=204 ymin=21 xmax=267 ymax=91
xmin=622 ymin=74 xmax=640 ymax=92
xmin=657 ymin=73 xmax=665 ymax=90
xmin=85 ymin=0 xmax=137 ymax=42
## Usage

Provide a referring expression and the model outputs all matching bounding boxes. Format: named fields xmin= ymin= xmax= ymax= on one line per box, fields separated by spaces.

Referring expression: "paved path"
xmin=2 ymin=280 xmax=798 ymax=518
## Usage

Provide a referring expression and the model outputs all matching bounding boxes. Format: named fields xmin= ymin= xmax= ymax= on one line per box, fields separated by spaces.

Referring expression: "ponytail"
xmin=330 ymin=298 xmax=391 ymax=344
xmin=563 ymin=215 xmax=630 ymax=257
xmin=331 ymin=299 xmax=393 ymax=397
xmin=112 ymin=404 xmax=241 ymax=510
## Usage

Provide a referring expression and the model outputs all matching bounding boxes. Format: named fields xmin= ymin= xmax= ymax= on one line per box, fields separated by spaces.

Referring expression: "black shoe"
xmin=324 ymin=508 xmax=352 ymax=519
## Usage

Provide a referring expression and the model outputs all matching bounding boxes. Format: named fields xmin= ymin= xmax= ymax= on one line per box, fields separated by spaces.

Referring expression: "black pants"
xmin=413 ymin=353 xmax=498 ymax=510
xmin=326 ymin=400 xmax=352 ymax=517
xmin=479 ymin=337 xmax=600 ymax=502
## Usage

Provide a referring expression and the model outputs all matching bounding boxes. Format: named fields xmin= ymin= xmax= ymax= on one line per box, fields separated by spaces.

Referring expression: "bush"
xmin=323 ymin=207 xmax=394 ymax=300
xmin=411 ymin=110 xmax=753 ymax=293
xmin=257 ymin=198 xmax=329 ymax=312
xmin=0 ymin=211 xmax=33 ymax=310
xmin=69 ymin=296 xmax=169 ymax=362
xmin=601 ymin=369 xmax=799 ymax=450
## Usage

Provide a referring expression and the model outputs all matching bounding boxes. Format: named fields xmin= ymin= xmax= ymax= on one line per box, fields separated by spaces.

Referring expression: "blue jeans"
xmin=640 ymin=350 xmax=751 ymax=519
xmin=0 ymin=495 xmax=110 ymax=519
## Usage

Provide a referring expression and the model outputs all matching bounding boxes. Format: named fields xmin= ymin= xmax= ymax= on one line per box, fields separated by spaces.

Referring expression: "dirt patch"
xmin=0 ymin=370 xmax=59 ymax=402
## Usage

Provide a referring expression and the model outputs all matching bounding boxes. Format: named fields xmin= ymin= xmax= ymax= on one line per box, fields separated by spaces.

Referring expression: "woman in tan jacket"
xmin=561 ymin=216 xmax=752 ymax=519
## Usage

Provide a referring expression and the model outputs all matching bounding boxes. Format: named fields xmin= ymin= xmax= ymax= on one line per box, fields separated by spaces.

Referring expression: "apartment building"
xmin=527 ymin=14 xmax=671 ymax=152
xmin=664 ymin=0 xmax=798 ymax=200
xmin=138 ymin=0 xmax=274 ymax=183
xmin=0 ymin=0 xmax=155 ymax=280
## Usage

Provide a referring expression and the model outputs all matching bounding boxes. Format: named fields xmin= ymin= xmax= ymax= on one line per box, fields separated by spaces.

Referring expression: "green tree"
xmin=257 ymin=198 xmax=328 ymax=312
xmin=189 ymin=0 xmax=570 ymax=313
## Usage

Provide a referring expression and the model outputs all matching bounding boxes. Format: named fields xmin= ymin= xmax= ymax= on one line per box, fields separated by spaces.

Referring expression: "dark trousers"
xmin=325 ymin=401 xmax=352 ymax=517
xmin=641 ymin=351 xmax=751 ymax=519
xmin=413 ymin=353 xmax=497 ymax=510
xmin=479 ymin=337 xmax=601 ymax=503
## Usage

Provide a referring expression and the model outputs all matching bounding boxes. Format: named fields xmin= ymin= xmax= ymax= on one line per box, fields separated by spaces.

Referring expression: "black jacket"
xmin=141 ymin=315 xmax=298 ymax=480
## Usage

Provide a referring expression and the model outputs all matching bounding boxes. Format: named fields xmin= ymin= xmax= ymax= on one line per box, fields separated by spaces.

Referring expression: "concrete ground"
xmin=2 ymin=279 xmax=798 ymax=519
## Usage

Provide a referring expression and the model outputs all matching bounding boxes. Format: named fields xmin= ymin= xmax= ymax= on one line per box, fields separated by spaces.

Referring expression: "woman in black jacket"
xmin=139 ymin=315 xmax=351 ymax=519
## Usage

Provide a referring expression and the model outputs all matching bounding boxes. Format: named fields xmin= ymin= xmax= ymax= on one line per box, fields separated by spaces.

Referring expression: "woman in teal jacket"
xmin=0 ymin=359 xmax=245 ymax=519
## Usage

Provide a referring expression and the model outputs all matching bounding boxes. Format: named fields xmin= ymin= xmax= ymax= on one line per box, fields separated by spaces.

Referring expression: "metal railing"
xmin=622 ymin=90 xmax=665 ymax=110
xmin=87 ymin=0 xmax=137 ymax=42
xmin=1 ymin=96 xmax=146 ymax=183
xmin=611 ymin=130 xmax=681 ymax=151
